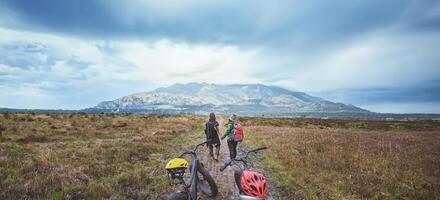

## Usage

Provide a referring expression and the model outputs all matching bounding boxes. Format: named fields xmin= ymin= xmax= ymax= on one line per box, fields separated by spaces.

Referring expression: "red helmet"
xmin=240 ymin=170 xmax=268 ymax=198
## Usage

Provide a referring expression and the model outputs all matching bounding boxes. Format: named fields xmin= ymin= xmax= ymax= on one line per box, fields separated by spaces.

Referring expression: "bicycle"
xmin=220 ymin=146 xmax=269 ymax=200
xmin=165 ymin=140 xmax=218 ymax=200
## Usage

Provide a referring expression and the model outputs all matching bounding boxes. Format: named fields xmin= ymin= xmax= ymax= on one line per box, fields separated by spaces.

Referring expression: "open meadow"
xmin=1 ymin=113 xmax=440 ymax=199
xmin=0 ymin=113 xmax=205 ymax=199
xmin=241 ymin=117 xmax=440 ymax=200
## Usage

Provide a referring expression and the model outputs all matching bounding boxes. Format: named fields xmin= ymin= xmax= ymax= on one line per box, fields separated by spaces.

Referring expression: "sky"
xmin=0 ymin=0 xmax=439 ymax=113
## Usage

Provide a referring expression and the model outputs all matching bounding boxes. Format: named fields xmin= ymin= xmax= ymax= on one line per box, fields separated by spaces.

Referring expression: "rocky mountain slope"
xmin=94 ymin=83 xmax=369 ymax=114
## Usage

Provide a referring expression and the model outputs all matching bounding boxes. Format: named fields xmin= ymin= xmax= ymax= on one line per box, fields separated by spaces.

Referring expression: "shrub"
xmin=16 ymin=133 xmax=48 ymax=143
xmin=86 ymin=181 xmax=112 ymax=199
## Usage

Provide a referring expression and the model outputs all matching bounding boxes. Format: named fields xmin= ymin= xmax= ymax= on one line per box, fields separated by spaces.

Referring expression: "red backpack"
xmin=231 ymin=122 xmax=243 ymax=142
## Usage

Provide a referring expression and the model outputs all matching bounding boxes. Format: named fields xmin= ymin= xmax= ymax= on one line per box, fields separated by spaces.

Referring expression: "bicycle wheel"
xmin=191 ymin=166 xmax=198 ymax=200
xmin=234 ymin=169 xmax=244 ymax=194
xmin=167 ymin=191 xmax=189 ymax=200
xmin=197 ymin=163 xmax=218 ymax=197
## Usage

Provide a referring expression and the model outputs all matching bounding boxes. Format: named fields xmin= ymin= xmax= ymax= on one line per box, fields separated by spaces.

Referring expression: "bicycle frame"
xmin=174 ymin=140 xmax=210 ymax=199
xmin=178 ymin=153 xmax=198 ymax=192
xmin=221 ymin=146 xmax=267 ymax=171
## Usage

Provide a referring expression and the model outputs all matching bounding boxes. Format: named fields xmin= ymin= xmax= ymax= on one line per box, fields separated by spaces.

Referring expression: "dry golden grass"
xmin=0 ymin=113 xmax=204 ymax=199
xmin=2 ymin=113 xmax=439 ymax=200
xmin=240 ymin=117 xmax=440 ymax=132
xmin=241 ymin=117 xmax=440 ymax=200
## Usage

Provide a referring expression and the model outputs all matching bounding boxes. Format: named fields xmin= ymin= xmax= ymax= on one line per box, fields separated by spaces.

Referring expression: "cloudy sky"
xmin=0 ymin=0 xmax=439 ymax=113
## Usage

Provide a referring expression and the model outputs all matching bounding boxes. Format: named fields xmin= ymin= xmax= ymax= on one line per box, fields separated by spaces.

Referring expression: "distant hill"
xmin=92 ymin=83 xmax=369 ymax=115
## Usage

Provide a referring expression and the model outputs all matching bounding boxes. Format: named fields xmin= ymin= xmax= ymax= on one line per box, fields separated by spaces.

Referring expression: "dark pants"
xmin=208 ymin=143 xmax=220 ymax=157
xmin=207 ymin=135 xmax=220 ymax=157
xmin=227 ymin=140 xmax=238 ymax=159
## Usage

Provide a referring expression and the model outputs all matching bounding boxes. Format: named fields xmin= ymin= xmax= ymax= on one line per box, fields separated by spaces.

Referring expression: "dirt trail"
xmin=199 ymin=119 xmax=238 ymax=199
xmin=198 ymin=119 xmax=275 ymax=200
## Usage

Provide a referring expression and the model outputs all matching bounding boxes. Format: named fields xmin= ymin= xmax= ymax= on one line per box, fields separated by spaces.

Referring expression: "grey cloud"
xmin=313 ymin=86 xmax=440 ymax=105
xmin=0 ymin=41 xmax=91 ymax=83
xmin=0 ymin=42 xmax=50 ymax=69
xmin=401 ymin=0 xmax=440 ymax=31
xmin=0 ymin=0 xmax=439 ymax=112
xmin=0 ymin=1 xmax=424 ymax=45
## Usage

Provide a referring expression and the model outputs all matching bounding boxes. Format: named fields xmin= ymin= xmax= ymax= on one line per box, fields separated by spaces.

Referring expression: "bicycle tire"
xmin=167 ymin=191 xmax=189 ymax=200
xmin=197 ymin=163 xmax=218 ymax=197
xmin=234 ymin=169 xmax=244 ymax=194
xmin=191 ymin=165 xmax=198 ymax=200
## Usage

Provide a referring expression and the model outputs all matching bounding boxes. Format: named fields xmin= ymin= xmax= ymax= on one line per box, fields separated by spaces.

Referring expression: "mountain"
xmin=92 ymin=83 xmax=369 ymax=115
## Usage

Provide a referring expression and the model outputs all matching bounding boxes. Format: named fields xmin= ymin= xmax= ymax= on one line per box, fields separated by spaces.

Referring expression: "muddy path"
xmin=166 ymin=119 xmax=276 ymax=199
xmin=198 ymin=119 xmax=239 ymax=199
xmin=197 ymin=119 xmax=276 ymax=200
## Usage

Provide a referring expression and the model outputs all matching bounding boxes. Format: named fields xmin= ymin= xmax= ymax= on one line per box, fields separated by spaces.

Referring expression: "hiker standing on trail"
xmin=221 ymin=114 xmax=243 ymax=159
xmin=205 ymin=113 xmax=221 ymax=161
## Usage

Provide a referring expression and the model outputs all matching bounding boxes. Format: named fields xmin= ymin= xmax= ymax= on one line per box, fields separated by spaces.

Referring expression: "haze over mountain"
xmin=94 ymin=83 xmax=368 ymax=115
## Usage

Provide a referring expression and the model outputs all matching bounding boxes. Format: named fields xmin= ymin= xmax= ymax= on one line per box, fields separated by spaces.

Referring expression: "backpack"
xmin=231 ymin=121 xmax=243 ymax=142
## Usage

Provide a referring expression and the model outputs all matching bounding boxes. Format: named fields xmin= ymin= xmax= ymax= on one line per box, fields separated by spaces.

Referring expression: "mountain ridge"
xmin=94 ymin=83 xmax=369 ymax=114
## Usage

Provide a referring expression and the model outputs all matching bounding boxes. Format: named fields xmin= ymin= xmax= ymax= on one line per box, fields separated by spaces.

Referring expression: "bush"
xmin=117 ymin=172 xmax=141 ymax=187
xmin=0 ymin=124 xmax=5 ymax=136
xmin=4 ymin=112 xmax=11 ymax=119
xmin=86 ymin=181 xmax=112 ymax=199
xmin=16 ymin=133 xmax=48 ymax=143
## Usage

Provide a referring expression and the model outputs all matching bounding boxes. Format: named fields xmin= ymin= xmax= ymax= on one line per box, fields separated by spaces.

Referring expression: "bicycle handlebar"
xmin=194 ymin=139 xmax=211 ymax=150
xmin=219 ymin=146 xmax=267 ymax=171
xmin=178 ymin=139 xmax=212 ymax=157
xmin=220 ymin=160 xmax=231 ymax=172
xmin=247 ymin=146 xmax=268 ymax=154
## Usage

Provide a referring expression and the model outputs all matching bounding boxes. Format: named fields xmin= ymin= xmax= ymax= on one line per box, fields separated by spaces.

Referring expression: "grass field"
xmin=0 ymin=113 xmax=204 ymax=199
xmin=1 ymin=113 xmax=439 ymax=199
xmin=241 ymin=117 xmax=440 ymax=200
